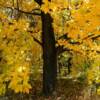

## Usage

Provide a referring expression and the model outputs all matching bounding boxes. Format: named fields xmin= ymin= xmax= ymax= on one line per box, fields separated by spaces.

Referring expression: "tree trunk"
xmin=41 ymin=12 xmax=57 ymax=96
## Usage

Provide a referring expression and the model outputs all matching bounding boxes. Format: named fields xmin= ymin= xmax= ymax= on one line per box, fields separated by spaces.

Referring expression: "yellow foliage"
xmin=97 ymin=87 xmax=100 ymax=95
xmin=87 ymin=55 xmax=100 ymax=94
xmin=0 ymin=0 xmax=100 ymax=96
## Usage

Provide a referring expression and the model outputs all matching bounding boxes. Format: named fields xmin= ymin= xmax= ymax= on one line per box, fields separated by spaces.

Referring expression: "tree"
xmin=0 ymin=0 xmax=58 ymax=96
xmin=34 ymin=0 xmax=57 ymax=95
xmin=0 ymin=0 xmax=100 ymax=96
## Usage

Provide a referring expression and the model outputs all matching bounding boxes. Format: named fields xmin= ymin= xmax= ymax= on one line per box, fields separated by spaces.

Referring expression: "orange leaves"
xmin=41 ymin=1 xmax=49 ymax=14
xmin=64 ymin=0 xmax=100 ymax=53
xmin=57 ymin=39 xmax=68 ymax=46
xmin=41 ymin=0 xmax=70 ymax=14
xmin=55 ymin=0 xmax=69 ymax=9
xmin=0 ymin=0 xmax=100 ymax=96
xmin=41 ymin=0 xmax=58 ymax=13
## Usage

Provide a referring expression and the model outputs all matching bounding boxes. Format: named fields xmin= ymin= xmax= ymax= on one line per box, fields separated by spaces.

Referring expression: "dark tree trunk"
xmin=41 ymin=12 xmax=57 ymax=96
xmin=34 ymin=0 xmax=57 ymax=96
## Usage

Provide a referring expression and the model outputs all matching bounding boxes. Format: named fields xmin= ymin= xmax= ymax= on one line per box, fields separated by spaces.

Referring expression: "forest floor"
xmin=0 ymin=78 xmax=100 ymax=100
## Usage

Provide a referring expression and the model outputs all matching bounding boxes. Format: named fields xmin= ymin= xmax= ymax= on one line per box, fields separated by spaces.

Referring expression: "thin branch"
xmin=0 ymin=4 xmax=41 ymax=16
xmin=16 ymin=0 xmax=19 ymax=10
xmin=34 ymin=0 xmax=42 ymax=6
xmin=91 ymin=34 xmax=100 ymax=40
xmin=56 ymin=46 xmax=82 ymax=55
xmin=7 ymin=7 xmax=41 ymax=16
xmin=57 ymin=45 xmax=100 ymax=56
xmin=33 ymin=37 xmax=42 ymax=46
xmin=56 ymin=46 xmax=70 ymax=55
xmin=82 ymin=34 xmax=94 ymax=40
xmin=28 ymin=31 xmax=42 ymax=46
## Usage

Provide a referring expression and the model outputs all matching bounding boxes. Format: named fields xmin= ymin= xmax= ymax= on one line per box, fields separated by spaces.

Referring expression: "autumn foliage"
xmin=0 ymin=0 xmax=100 ymax=96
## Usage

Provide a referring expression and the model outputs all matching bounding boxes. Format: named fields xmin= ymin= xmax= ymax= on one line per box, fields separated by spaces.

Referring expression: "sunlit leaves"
xmin=41 ymin=0 xmax=69 ymax=14
xmin=0 ymin=15 xmax=34 ymax=94
xmin=8 ymin=65 xmax=32 ymax=94
xmin=0 ymin=0 xmax=100 ymax=96
xmin=55 ymin=0 xmax=100 ymax=94
xmin=41 ymin=0 xmax=57 ymax=13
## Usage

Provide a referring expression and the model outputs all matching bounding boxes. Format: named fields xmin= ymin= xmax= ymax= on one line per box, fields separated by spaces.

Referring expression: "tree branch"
xmin=34 ymin=0 xmax=42 ymax=6
xmin=33 ymin=37 xmax=42 ymax=46
xmin=0 ymin=4 xmax=41 ymax=16
xmin=82 ymin=34 xmax=94 ymax=40
xmin=28 ymin=31 xmax=42 ymax=46
xmin=7 ymin=7 xmax=41 ymax=16
xmin=91 ymin=34 xmax=100 ymax=40
xmin=56 ymin=46 xmax=82 ymax=55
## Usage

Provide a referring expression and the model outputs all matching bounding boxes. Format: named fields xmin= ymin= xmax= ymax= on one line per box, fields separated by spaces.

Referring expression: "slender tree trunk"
xmin=41 ymin=12 xmax=57 ymax=96
xmin=34 ymin=0 xmax=57 ymax=96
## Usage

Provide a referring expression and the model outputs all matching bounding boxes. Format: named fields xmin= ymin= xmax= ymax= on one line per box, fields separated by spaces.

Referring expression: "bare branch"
xmin=7 ymin=7 xmax=41 ymax=16
xmin=82 ymin=34 xmax=94 ymax=40
xmin=91 ymin=34 xmax=100 ymax=40
xmin=0 ymin=4 xmax=41 ymax=16
xmin=33 ymin=37 xmax=42 ymax=46
xmin=28 ymin=31 xmax=42 ymax=46
xmin=34 ymin=0 xmax=42 ymax=5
